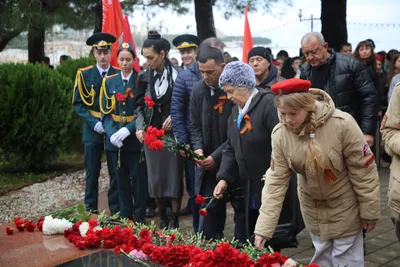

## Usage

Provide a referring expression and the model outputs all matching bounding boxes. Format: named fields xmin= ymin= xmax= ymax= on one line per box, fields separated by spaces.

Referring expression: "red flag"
xmin=242 ymin=6 xmax=253 ymax=63
xmin=102 ymin=0 xmax=124 ymax=67
xmin=123 ymin=16 xmax=141 ymax=73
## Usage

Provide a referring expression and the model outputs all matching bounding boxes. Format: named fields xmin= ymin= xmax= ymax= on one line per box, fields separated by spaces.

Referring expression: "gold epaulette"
xmin=79 ymin=65 xmax=93 ymax=71
xmin=105 ymin=73 xmax=119 ymax=79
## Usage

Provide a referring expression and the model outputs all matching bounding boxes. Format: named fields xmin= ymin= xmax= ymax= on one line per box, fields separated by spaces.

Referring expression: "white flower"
xmin=282 ymin=258 xmax=297 ymax=267
xmin=79 ymin=222 xmax=90 ymax=237
xmin=93 ymin=226 xmax=102 ymax=232
xmin=42 ymin=215 xmax=72 ymax=235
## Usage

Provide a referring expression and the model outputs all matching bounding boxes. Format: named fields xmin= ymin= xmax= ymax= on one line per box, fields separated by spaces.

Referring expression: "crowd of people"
xmin=72 ymin=30 xmax=400 ymax=266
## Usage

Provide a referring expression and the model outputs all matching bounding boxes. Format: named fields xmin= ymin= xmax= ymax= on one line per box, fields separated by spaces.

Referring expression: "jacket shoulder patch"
xmin=79 ymin=65 xmax=93 ymax=71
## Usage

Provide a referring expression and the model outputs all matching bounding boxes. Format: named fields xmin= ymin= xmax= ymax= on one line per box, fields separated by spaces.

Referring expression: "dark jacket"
xmin=258 ymin=64 xmax=285 ymax=88
xmin=216 ymin=89 xmax=304 ymax=246
xmin=135 ymin=63 xmax=182 ymax=131
xmin=171 ymin=61 xmax=202 ymax=144
xmin=190 ymin=80 xmax=234 ymax=194
xmin=300 ymin=52 xmax=378 ymax=135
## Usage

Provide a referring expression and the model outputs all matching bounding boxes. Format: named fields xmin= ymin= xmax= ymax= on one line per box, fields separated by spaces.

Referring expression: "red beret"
xmin=376 ymin=54 xmax=384 ymax=62
xmin=273 ymin=60 xmax=281 ymax=66
xmin=271 ymin=78 xmax=312 ymax=95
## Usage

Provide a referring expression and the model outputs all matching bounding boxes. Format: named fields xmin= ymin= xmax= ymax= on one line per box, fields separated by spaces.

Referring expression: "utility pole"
xmin=298 ymin=9 xmax=319 ymax=32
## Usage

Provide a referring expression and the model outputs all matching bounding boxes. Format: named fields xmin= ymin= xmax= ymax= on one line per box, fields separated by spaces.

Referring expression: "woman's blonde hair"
xmin=275 ymin=92 xmax=325 ymax=175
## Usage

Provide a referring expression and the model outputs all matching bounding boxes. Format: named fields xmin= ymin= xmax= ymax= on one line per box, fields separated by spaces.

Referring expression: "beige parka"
xmin=254 ymin=89 xmax=380 ymax=241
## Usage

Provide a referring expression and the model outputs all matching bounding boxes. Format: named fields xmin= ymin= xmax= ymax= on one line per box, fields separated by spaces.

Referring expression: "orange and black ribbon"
xmin=324 ymin=167 xmax=337 ymax=183
xmin=240 ymin=114 xmax=252 ymax=134
xmin=125 ymin=88 xmax=134 ymax=99
xmin=213 ymin=96 xmax=227 ymax=114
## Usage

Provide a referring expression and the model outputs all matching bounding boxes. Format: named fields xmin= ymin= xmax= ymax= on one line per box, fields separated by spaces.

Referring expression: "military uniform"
xmin=99 ymin=42 xmax=148 ymax=222
xmin=72 ymin=33 xmax=120 ymax=214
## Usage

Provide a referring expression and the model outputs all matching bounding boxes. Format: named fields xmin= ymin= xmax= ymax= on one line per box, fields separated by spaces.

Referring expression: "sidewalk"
xmin=95 ymin=167 xmax=399 ymax=266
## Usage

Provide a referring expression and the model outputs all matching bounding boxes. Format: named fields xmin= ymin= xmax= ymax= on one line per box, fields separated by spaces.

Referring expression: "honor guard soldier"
xmin=72 ymin=32 xmax=121 ymax=214
xmin=100 ymin=42 xmax=148 ymax=222
xmin=172 ymin=34 xmax=200 ymax=69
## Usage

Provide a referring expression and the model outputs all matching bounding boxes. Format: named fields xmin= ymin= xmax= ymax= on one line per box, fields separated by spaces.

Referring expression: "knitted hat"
xmin=219 ymin=61 xmax=256 ymax=89
xmin=248 ymin=46 xmax=271 ymax=62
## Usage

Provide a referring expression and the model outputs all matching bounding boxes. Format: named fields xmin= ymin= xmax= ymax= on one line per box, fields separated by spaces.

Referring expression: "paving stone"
xmin=364 ymin=261 xmax=381 ymax=267
xmin=384 ymin=257 xmax=400 ymax=267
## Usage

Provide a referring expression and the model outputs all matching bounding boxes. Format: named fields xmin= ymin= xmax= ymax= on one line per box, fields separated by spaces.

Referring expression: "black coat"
xmin=190 ymin=80 xmax=235 ymax=194
xmin=216 ymin=89 xmax=304 ymax=246
xmin=300 ymin=52 xmax=378 ymax=135
xmin=135 ymin=63 xmax=182 ymax=131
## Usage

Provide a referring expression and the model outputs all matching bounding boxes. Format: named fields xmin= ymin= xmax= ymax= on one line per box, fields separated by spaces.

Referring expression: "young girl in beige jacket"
xmin=254 ymin=78 xmax=380 ymax=266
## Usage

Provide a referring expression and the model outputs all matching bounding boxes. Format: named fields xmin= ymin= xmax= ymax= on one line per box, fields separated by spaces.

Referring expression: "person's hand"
xmin=364 ymin=134 xmax=374 ymax=147
xmin=110 ymin=134 xmax=123 ymax=148
xmin=254 ymin=235 xmax=267 ymax=250
xmin=194 ymin=149 xmax=204 ymax=167
xmin=214 ymin=180 xmax=228 ymax=199
xmin=364 ymin=223 xmax=376 ymax=233
xmin=162 ymin=115 xmax=172 ymax=131
xmin=94 ymin=121 xmax=105 ymax=134
xmin=199 ymin=156 xmax=216 ymax=170
xmin=179 ymin=144 xmax=191 ymax=158
xmin=113 ymin=127 xmax=130 ymax=142
xmin=136 ymin=130 xmax=145 ymax=143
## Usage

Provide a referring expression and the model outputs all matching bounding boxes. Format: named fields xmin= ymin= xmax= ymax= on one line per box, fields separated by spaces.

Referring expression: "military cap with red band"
xmin=271 ymin=78 xmax=312 ymax=95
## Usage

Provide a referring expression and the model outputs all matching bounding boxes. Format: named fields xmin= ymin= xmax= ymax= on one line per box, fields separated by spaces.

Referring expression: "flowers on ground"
xmin=42 ymin=215 xmax=73 ymax=235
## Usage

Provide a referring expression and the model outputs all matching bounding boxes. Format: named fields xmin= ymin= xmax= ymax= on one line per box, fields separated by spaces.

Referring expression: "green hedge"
xmin=57 ymin=57 xmax=96 ymax=153
xmin=0 ymin=63 xmax=73 ymax=170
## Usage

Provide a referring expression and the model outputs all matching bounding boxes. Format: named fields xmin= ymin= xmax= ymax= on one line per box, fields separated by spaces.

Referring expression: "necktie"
xmin=123 ymin=79 xmax=128 ymax=86
xmin=102 ymin=71 xmax=107 ymax=77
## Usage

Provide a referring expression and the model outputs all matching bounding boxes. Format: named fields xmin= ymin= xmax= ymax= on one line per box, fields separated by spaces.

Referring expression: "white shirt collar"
xmin=121 ymin=71 xmax=133 ymax=83
xmin=96 ymin=64 xmax=110 ymax=76
xmin=238 ymin=88 xmax=259 ymax=114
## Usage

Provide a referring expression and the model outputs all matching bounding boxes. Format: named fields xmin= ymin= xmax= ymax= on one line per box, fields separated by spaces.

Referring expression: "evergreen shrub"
xmin=0 ymin=63 xmax=73 ymax=170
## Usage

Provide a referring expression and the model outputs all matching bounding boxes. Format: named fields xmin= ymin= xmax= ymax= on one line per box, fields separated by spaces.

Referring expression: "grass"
xmin=0 ymin=153 xmax=85 ymax=196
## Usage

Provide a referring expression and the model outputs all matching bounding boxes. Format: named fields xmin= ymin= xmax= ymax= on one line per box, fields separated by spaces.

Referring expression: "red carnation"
xmin=195 ymin=195 xmax=206 ymax=205
xmin=88 ymin=219 xmax=98 ymax=228
xmin=169 ymin=233 xmax=177 ymax=242
xmin=26 ymin=221 xmax=36 ymax=232
xmin=116 ymin=92 xmax=126 ymax=102
xmin=306 ymin=264 xmax=320 ymax=267
xmin=37 ymin=217 xmax=44 ymax=231
xmin=6 ymin=227 xmax=14 ymax=235
xmin=16 ymin=225 xmax=25 ymax=232
xmin=198 ymin=208 xmax=209 ymax=217
xmin=144 ymin=96 xmax=155 ymax=108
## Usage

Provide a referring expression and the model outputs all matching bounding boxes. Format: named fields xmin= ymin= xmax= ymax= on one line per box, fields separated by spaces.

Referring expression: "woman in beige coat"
xmin=254 ymin=78 xmax=380 ymax=266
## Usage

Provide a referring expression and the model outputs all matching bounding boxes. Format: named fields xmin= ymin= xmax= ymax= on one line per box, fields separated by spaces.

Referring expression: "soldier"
xmin=72 ymin=32 xmax=120 ymax=214
xmin=100 ymin=42 xmax=148 ymax=222
xmin=172 ymin=34 xmax=200 ymax=69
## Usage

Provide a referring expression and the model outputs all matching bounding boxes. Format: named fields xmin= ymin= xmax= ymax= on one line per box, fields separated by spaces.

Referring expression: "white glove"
xmin=113 ymin=127 xmax=131 ymax=142
xmin=110 ymin=134 xmax=123 ymax=148
xmin=94 ymin=121 xmax=105 ymax=134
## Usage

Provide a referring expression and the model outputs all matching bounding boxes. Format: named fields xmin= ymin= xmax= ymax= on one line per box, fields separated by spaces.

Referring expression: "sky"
xmin=128 ymin=0 xmax=400 ymax=59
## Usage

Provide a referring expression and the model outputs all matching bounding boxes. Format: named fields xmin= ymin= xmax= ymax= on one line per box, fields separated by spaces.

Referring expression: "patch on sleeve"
xmin=381 ymin=114 xmax=388 ymax=128
xmin=363 ymin=143 xmax=372 ymax=157
xmin=270 ymin=157 xmax=274 ymax=171
xmin=364 ymin=154 xmax=375 ymax=168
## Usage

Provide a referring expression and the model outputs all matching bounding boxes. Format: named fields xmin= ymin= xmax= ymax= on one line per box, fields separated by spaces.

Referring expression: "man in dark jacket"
xmin=248 ymin=46 xmax=285 ymax=88
xmin=190 ymin=46 xmax=233 ymax=240
xmin=300 ymin=32 xmax=378 ymax=146
xmin=171 ymin=37 xmax=225 ymax=232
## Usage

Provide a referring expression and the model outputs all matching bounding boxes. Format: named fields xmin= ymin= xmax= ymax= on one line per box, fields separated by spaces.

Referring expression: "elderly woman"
xmin=213 ymin=62 xmax=303 ymax=250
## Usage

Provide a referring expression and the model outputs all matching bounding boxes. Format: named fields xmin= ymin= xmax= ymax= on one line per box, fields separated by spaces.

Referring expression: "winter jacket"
xmin=300 ymin=52 xmax=378 ymax=135
xmin=258 ymin=65 xmax=285 ymax=89
xmin=171 ymin=61 xmax=202 ymax=144
xmin=255 ymin=89 xmax=380 ymax=241
xmin=381 ymin=83 xmax=400 ymax=214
